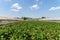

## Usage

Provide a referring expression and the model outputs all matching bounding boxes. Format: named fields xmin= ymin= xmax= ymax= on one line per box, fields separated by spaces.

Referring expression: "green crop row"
xmin=0 ymin=21 xmax=60 ymax=40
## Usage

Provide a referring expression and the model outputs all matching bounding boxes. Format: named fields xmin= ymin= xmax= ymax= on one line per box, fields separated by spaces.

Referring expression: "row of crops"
xmin=0 ymin=21 xmax=60 ymax=40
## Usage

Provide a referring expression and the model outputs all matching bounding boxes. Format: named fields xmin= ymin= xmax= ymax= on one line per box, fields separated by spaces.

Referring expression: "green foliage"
xmin=21 ymin=17 xmax=28 ymax=20
xmin=0 ymin=21 xmax=60 ymax=40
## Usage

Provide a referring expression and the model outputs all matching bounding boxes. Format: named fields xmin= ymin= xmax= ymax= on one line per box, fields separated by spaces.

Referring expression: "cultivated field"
xmin=0 ymin=21 xmax=60 ymax=40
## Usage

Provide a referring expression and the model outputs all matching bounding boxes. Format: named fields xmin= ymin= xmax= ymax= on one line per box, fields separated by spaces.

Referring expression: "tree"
xmin=41 ymin=17 xmax=46 ymax=19
xmin=21 ymin=17 xmax=28 ymax=20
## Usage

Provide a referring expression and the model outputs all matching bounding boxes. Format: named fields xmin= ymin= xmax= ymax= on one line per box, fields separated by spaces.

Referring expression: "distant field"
xmin=0 ymin=21 xmax=60 ymax=40
xmin=0 ymin=20 xmax=18 ymax=25
xmin=44 ymin=20 xmax=60 ymax=23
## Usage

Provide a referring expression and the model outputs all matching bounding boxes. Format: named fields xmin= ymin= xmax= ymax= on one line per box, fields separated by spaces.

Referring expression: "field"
xmin=0 ymin=21 xmax=60 ymax=40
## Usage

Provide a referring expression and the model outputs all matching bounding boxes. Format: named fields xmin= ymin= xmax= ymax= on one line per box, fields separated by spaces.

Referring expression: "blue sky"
xmin=0 ymin=0 xmax=60 ymax=18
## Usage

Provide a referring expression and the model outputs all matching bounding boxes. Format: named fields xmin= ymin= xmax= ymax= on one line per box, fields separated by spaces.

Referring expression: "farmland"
xmin=0 ymin=21 xmax=60 ymax=40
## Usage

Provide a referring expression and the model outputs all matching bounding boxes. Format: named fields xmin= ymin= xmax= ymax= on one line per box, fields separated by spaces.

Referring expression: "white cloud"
xmin=30 ymin=4 xmax=39 ymax=10
xmin=49 ymin=6 xmax=60 ymax=11
xmin=11 ymin=3 xmax=22 ymax=11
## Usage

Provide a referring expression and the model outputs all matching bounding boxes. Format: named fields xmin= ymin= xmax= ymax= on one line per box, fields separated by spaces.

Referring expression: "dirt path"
xmin=0 ymin=21 xmax=18 ymax=24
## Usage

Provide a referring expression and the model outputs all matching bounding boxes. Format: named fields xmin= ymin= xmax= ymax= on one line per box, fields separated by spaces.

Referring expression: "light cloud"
xmin=30 ymin=4 xmax=39 ymax=10
xmin=49 ymin=6 xmax=60 ymax=11
xmin=4 ymin=0 xmax=11 ymax=2
xmin=11 ymin=3 xmax=22 ymax=11
xmin=36 ymin=0 xmax=39 ymax=2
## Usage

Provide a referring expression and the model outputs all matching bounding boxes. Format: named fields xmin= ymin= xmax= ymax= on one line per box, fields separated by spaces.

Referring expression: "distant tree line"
xmin=21 ymin=17 xmax=32 ymax=20
xmin=14 ymin=16 xmax=46 ymax=20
